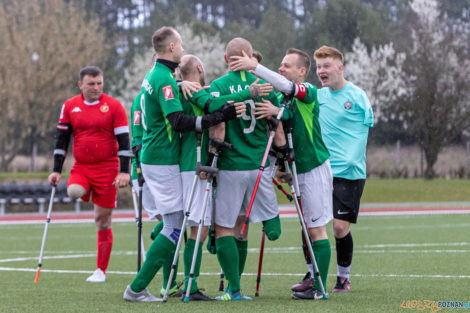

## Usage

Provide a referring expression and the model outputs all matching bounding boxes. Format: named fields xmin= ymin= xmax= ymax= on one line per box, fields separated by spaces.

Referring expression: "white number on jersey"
xmin=241 ymin=100 xmax=256 ymax=134
xmin=140 ymin=93 xmax=147 ymax=131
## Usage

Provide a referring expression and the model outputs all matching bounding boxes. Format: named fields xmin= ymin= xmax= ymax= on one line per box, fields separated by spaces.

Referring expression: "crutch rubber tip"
xmin=34 ymin=270 xmax=40 ymax=283
xmin=162 ymin=298 xmax=168 ymax=303
xmin=183 ymin=297 xmax=189 ymax=303
xmin=255 ymin=292 xmax=259 ymax=297
xmin=323 ymin=293 xmax=329 ymax=300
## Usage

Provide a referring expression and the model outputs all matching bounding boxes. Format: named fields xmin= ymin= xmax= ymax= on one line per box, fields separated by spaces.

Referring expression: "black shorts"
xmin=332 ymin=177 xmax=366 ymax=223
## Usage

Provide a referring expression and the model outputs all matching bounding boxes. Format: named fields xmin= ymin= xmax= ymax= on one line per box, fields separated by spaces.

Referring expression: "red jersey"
xmin=58 ymin=93 xmax=129 ymax=164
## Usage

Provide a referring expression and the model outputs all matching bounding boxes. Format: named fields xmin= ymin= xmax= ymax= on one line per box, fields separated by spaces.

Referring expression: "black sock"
xmin=335 ymin=232 xmax=353 ymax=267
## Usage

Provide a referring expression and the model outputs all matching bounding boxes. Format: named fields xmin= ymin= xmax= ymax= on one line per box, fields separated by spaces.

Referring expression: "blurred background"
xmin=1 ymin=0 xmax=470 ymax=181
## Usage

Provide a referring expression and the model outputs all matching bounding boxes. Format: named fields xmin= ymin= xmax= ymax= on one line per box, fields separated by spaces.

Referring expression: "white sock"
xmin=307 ymin=263 xmax=313 ymax=277
xmin=337 ymin=265 xmax=350 ymax=279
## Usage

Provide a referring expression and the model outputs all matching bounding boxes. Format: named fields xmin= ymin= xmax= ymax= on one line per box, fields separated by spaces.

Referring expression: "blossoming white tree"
xmin=345 ymin=0 xmax=470 ymax=178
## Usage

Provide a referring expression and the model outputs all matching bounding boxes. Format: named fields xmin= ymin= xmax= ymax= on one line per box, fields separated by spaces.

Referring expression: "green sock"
xmin=235 ymin=239 xmax=248 ymax=277
xmin=262 ymin=215 xmax=282 ymax=241
xmin=183 ymin=238 xmax=203 ymax=294
xmin=150 ymin=220 xmax=164 ymax=240
xmin=216 ymin=236 xmax=240 ymax=293
xmin=312 ymin=239 xmax=331 ymax=291
xmin=130 ymin=233 xmax=175 ymax=292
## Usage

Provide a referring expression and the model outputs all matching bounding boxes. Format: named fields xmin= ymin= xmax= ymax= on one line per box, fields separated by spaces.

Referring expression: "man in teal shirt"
xmin=315 ymin=45 xmax=374 ymax=293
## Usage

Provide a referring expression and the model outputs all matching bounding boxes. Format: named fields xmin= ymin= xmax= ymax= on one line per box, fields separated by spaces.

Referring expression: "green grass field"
xmin=0 ymin=214 xmax=468 ymax=312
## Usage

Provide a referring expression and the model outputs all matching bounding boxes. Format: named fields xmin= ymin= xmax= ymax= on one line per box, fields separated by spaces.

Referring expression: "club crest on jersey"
xmin=71 ymin=107 xmax=82 ymax=113
xmin=133 ymin=111 xmax=141 ymax=125
xmin=344 ymin=101 xmax=352 ymax=110
xmin=163 ymin=85 xmax=174 ymax=100
xmin=100 ymin=104 xmax=109 ymax=113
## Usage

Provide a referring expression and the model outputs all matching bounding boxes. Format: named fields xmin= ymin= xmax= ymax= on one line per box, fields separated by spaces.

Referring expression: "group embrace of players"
xmin=48 ymin=25 xmax=373 ymax=302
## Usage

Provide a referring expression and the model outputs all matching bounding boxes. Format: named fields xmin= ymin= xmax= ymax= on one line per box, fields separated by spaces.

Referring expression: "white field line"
xmin=0 ymin=266 xmax=469 ymax=279
xmin=3 ymin=242 xmax=469 ymax=255
xmin=362 ymin=242 xmax=470 ymax=248
xmin=2 ymin=245 xmax=470 ymax=264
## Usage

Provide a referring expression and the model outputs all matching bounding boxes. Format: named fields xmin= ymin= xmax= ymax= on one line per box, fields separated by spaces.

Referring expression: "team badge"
xmin=134 ymin=111 xmax=141 ymax=125
xmin=100 ymin=104 xmax=109 ymax=112
xmin=344 ymin=101 xmax=352 ymax=110
xmin=163 ymin=85 xmax=174 ymax=100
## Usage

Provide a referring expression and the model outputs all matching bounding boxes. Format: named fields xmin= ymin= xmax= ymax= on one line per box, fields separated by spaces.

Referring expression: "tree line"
xmin=1 ymin=0 xmax=469 ymax=178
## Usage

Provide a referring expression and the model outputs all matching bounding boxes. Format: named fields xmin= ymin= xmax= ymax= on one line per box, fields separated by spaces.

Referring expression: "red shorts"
xmin=68 ymin=161 xmax=119 ymax=209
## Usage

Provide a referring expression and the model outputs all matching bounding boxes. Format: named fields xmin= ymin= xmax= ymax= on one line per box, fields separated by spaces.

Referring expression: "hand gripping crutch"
xmin=132 ymin=146 xmax=146 ymax=271
xmin=130 ymin=181 xmax=146 ymax=268
xmin=162 ymin=132 xmax=215 ymax=302
xmin=282 ymin=123 xmax=328 ymax=299
xmin=238 ymin=102 xmax=286 ymax=240
xmin=184 ymin=139 xmax=231 ymax=302
xmin=34 ymin=186 xmax=56 ymax=282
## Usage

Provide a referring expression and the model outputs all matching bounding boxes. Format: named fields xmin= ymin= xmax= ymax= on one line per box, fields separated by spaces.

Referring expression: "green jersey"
xmin=130 ymin=91 xmax=143 ymax=179
xmin=179 ymin=88 xmax=254 ymax=172
xmin=209 ymin=71 xmax=279 ymax=171
xmin=279 ymin=82 xmax=330 ymax=174
xmin=140 ymin=62 xmax=182 ymax=165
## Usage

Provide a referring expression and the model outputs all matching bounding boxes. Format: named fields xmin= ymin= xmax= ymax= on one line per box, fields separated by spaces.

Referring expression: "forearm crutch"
xmin=162 ymin=132 xmax=216 ymax=302
xmin=254 ymin=228 xmax=266 ymax=297
xmin=34 ymin=186 xmax=56 ymax=283
xmin=283 ymin=118 xmax=312 ymax=267
xmin=131 ymin=184 xmax=146 ymax=266
xmin=283 ymin=152 xmax=328 ymax=299
xmin=132 ymin=146 xmax=146 ymax=272
xmin=238 ymin=103 xmax=286 ymax=240
xmin=184 ymin=140 xmax=230 ymax=302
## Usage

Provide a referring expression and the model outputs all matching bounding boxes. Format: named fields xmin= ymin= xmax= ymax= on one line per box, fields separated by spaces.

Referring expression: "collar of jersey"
xmin=81 ymin=94 xmax=101 ymax=106
xmin=157 ymin=58 xmax=179 ymax=73
xmin=228 ymin=70 xmax=248 ymax=82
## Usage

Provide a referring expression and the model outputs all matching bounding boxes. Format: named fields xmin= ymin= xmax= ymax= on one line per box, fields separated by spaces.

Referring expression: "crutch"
xmin=282 ymin=122 xmax=328 ymax=299
xmin=184 ymin=139 xmax=230 ymax=302
xmin=254 ymin=228 xmax=266 ymax=297
xmin=162 ymin=131 xmax=215 ymax=302
xmin=34 ymin=186 xmax=56 ymax=283
xmin=254 ymin=158 xmax=293 ymax=296
xmin=218 ymin=269 xmax=225 ymax=291
xmin=132 ymin=146 xmax=146 ymax=271
xmin=238 ymin=102 xmax=286 ymax=240
xmin=209 ymin=175 xmax=225 ymax=292
xmin=283 ymin=118 xmax=313 ymax=273
xmin=130 ymin=182 xmax=146 ymax=265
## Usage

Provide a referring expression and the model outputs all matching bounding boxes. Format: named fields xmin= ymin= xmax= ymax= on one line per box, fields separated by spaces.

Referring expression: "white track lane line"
xmin=0 ymin=267 xmax=469 ymax=279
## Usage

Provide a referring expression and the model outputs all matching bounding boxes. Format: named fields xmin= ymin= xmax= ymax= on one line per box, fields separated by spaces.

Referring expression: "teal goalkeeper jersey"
xmin=179 ymin=87 xmax=255 ymax=172
xmin=278 ymin=82 xmax=330 ymax=174
xmin=209 ymin=71 xmax=279 ymax=171
xmin=130 ymin=91 xmax=143 ymax=180
xmin=140 ymin=62 xmax=182 ymax=165
xmin=318 ymin=82 xmax=374 ymax=179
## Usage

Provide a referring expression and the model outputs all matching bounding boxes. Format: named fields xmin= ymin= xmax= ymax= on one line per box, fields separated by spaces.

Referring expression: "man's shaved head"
xmin=180 ymin=54 xmax=202 ymax=78
xmin=225 ymin=37 xmax=253 ymax=59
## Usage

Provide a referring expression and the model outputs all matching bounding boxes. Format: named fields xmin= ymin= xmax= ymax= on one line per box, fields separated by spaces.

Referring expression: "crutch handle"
xmin=196 ymin=163 xmax=219 ymax=175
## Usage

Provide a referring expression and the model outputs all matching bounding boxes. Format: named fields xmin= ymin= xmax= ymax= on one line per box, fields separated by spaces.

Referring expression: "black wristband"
xmin=119 ymin=156 xmax=130 ymax=174
xmin=53 ymin=154 xmax=65 ymax=173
